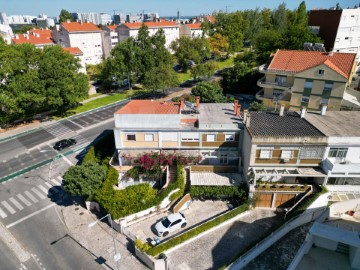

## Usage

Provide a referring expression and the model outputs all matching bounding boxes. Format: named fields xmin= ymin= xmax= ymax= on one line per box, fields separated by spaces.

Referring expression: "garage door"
xmin=256 ymin=193 xmax=273 ymax=207
xmin=274 ymin=193 xmax=296 ymax=208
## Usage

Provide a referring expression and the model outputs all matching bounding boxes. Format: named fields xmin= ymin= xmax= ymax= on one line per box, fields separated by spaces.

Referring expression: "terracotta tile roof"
xmin=63 ymin=47 xmax=83 ymax=56
xmin=247 ymin=111 xmax=324 ymax=137
xmin=61 ymin=22 xmax=101 ymax=32
xmin=106 ymin=25 xmax=118 ymax=31
xmin=205 ymin=16 xmax=215 ymax=23
xmin=115 ymin=100 xmax=180 ymax=114
xmin=268 ymin=50 xmax=356 ymax=79
xmin=12 ymin=34 xmax=55 ymax=46
xmin=123 ymin=21 xmax=178 ymax=29
xmin=29 ymin=28 xmax=52 ymax=39
xmin=185 ymin=23 xmax=202 ymax=29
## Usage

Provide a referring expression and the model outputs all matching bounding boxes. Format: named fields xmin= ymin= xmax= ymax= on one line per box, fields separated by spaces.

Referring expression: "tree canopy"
xmin=191 ymin=81 xmax=226 ymax=103
xmin=59 ymin=9 xmax=74 ymax=23
xmin=0 ymin=43 xmax=88 ymax=127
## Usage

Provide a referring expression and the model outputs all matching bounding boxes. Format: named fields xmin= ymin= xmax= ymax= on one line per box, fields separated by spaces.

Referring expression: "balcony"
xmin=257 ymin=77 xmax=293 ymax=90
xmin=255 ymin=89 xmax=291 ymax=102
xmin=322 ymin=158 xmax=360 ymax=175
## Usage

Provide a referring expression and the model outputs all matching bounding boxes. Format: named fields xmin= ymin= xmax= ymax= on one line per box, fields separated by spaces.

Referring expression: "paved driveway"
xmin=127 ymin=200 xmax=231 ymax=242
xmin=166 ymin=208 xmax=282 ymax=270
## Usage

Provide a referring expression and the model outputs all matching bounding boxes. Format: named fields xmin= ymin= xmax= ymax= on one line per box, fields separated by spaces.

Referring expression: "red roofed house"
xmin=52 ymin=21 xmax=104 ymax=65
xmin=113 ymin=99 xmax=243 ymax=188
xmin=180 ymin=23 xmax=204 ymax=39
xmin=12 ymin=28 xmax=55 ymax=49
xmin=117 ymin=21 xmax=179 ymax=52
xmin=256 ymin=49 xmax=357 ymax=112
xmin=63 ymin=47 xmax=86 ymax=74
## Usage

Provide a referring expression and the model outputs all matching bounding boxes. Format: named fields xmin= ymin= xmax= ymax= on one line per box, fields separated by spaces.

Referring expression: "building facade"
xmin=117 ymin=21 xmax=179 ymax=51
xmin=179 ymin=23 xmax=203 ymax=38
xmin=256 ymin=50 xmax=357 ymax=112
xmin=101 ymin=25 xmax=118 ymax=58
xmin=52 ymin=21 xmax=104 ymax=65
xmin=63 ymin=47 xmax=87 ymax=74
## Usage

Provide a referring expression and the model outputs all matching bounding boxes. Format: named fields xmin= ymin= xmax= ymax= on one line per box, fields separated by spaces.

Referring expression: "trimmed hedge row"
xmin=146 ymin=202 xmax=250 ymax=256
xmin=190 ymin=185 xmax=246 ymax=200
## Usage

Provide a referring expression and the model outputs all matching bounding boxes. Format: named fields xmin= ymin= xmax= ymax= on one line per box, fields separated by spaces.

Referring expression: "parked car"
xmin=53 ymin=139 xmax=77 ymax=151
xmin=154 ymin=213 xmax=187 ymax=237
xmin=173 ymin=64 xmax=182 ymax=72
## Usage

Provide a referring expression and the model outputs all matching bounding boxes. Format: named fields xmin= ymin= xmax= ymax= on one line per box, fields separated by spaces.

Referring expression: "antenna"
xmin=112 ymin=9 xmax=121 ymax=16
xmin=140 ymin=9 xmax=149 ymax=22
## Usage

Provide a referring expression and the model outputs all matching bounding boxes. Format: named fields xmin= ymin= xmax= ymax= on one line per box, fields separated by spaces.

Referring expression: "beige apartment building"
xmin=256 ymin=50 xmax=357 ymax=112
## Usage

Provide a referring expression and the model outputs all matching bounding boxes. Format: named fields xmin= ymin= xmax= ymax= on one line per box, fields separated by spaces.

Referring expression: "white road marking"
xmin=0 ymin=206 xmax=7 ymax=218
xmin=57 ymin=176 xmax=63 ymax=181
xmin=59 ymin=154 xmax=73 ymax=166
xmin=1 ymin=201 xmax=16 ymax=214
xmin=51 ymin=178 xmax=61 ymax=186
xmin=6 ymin=203 xmax=56 ymax=229
xmin=31 ymin=187 xmax=47 ymax=200
xmin=44 ymin=182 xmax=59 ymax=193
xmin=37 ymin=185 xmax=50 ymax=196
xmin=9 ymin=197 xmax=24 ymax=210
xmin=17 ymin=194 xmax=31 ymax=207
xmin=24 ymin=191 xmax=38 ymax=203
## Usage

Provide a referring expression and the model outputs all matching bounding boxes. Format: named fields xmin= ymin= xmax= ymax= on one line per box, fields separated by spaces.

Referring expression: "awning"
xmin=191 ymin=172 xmax=243 ymax=186
xmin=253 ymin=167 xmax=326 ymax=177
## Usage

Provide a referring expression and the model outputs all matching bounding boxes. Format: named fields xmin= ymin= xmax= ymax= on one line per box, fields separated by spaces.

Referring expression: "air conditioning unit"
xmin=282 ymin=159 xmax=290 ymax=163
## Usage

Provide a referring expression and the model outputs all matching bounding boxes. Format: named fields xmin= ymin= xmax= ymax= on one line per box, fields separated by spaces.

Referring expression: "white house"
xmin=179 ymin=23 xmax=203 ymax=38
xmin=52 ymin=21 xmax=104 ymax=65
xmin=117 ymin=21 xmax=179 ymax=52
xmin=304 ymin=111 xmax=360 ymax=192
xmin=63 ymin=47 xmax=87 ymax=74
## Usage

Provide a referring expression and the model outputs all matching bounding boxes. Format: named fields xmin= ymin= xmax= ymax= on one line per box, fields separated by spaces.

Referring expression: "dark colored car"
xmin=53 ymin=139 xmax=77 ymax=151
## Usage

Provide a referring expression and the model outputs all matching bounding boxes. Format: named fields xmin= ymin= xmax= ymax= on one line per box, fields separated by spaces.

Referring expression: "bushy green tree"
xmin=143 ymin=64 xmax=179 ymax=94
xmin=249 ymin=101 xmax=266 ymax=111
xmin=191 ymin=81 xmax=226 ymax=103
xmin=59 ymin=9 xmax=74 ymax=23
xmin=63 ymin=161 xmax=107 ymax=201
xmin=190 ymin=61 xmax=218 ymax=81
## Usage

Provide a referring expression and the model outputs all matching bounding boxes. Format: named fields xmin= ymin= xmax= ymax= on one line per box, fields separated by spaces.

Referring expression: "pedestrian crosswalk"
xmin=44 ymin=123 xmax=74 ymax=137
xmin=0 ymin=176 xmax=63 ymax=219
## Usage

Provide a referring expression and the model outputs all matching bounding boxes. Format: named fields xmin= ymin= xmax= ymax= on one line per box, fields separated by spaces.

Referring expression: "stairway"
xmin=336 ymin=242 xmax=350 ymax=255
xmin=168 ymin=166 xmax=177 ymax=184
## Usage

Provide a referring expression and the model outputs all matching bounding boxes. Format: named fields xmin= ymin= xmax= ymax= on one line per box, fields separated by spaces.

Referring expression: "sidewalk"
xmin=61 ymin=196 xmax=147 ymax=270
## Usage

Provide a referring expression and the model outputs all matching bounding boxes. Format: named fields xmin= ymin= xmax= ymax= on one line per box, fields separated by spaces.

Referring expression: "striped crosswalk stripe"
xmin=1 ymin=201 xmax=16 ymax=214
xmin=0 ymin=207 xmax=7 ymax=218
xmin=44 ymin=182 xmax=59 ymax=193
xmin=24 ymin=190 xmax=38 ymax=203
xmin=37 ymin=185 xmax=50 ymax=196
xmin=17 ymin=194 xmax=31 ymax=207
xmin=31 ymin=187 xmax=46 ymax=200
xmin=51 ymin=178 xmax=61 ymax=186
xmin=9 ymin=197 xmax=23 ymax=211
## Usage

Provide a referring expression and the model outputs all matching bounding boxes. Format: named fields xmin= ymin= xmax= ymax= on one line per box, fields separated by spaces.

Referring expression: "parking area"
xmin=126 ymin=200 xmax=231 ymax=242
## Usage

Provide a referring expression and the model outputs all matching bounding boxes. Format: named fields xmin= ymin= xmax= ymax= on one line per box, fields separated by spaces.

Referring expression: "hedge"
xmin=146 ymin=202 xmax=250 ymax=256
xmin=190 ymin=185 xmax=247 ymax=201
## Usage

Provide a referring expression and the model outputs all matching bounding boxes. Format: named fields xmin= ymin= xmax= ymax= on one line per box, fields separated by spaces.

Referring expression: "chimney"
xmin=180 ymin=98 xmax=185 ymax=110
xmin=279 ymin=104 xmax=285 ymax=116
xmin=320 ymin=104 xmax=327 ymax=115
xmin=15 ymin=34 xmax=19 ymax=39
xmin=236 ymin=105 xmax=241 ymax=117
xmin=300 ymin=108 xmax=306 ymax=118
xmin=196 ymin=96 xmax=200 ymax=109
xmin=243 ymin=109 xmax=249 ymax=125
xmin=66 ymin=19 xmax=70 ymax=23
xmin=56 ymin=24 xmax=60 ymax=31
xmin=234 ymin=100 xmax=238 ymax=113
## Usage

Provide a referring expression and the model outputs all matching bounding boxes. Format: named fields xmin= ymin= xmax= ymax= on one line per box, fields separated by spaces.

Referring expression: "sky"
xmin=0 ymin=0 xmax=359 ymax=17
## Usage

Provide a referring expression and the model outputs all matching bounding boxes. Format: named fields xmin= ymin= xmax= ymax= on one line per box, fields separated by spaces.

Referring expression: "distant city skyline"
xmin=1 ymin=0 xmax=359 ymax=17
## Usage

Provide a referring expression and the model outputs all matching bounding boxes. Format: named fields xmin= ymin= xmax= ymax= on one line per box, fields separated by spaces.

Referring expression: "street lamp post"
xmin=40 ymin=150 xmax=59 ymax=181
xmin=88 ymin=214 xmax=120 ymax=270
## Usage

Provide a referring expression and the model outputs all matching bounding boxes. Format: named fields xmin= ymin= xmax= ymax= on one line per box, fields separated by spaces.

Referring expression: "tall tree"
xmin=190 ymin=61 xmax=218 ymax=81
xmin=59 ymin=9 xmax=74 ymax=23
xmin=272 ymin=3 xmax=288 ymax=32
xmin=191 ymin=81 xmax=226 ymax=103
xmin=294 ymin=1 xmax=308 ymax=27
xmin=143 ymin=65 xmax=179 ymax=94
xmin=209 ymin=33 xmax=229 ymax=59
xmin=242 ymin=9 xmax=264 ymax=41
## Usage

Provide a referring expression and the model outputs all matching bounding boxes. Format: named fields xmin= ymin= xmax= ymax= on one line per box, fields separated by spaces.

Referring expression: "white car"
xmin=154 ymin=213 xmax=187 ymax=237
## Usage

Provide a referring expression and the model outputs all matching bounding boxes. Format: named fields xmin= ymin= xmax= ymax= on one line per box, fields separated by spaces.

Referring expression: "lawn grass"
xmin=177 ymin=70 xmax=192 ymax=83
xmin=52 ymin=89 xmax=148 ymax=119
xmin=216 ymin=57 xmax=235 ymax=70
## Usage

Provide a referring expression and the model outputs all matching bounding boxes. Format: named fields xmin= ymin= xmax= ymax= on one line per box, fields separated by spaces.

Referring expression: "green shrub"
xmin=82 ymin=146 xmax=97 ymax=164
xmin=146 ymin=203 xmax=249 ymax=256
xmin=190 ymin=185 xmax=246 ymax=201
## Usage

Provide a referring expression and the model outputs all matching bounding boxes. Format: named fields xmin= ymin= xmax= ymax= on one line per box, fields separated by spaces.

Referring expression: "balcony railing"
xmin=257 ymin=77 xmax=293 ymax=89
xmin=322 ymin=158 xmax=360 ymax=174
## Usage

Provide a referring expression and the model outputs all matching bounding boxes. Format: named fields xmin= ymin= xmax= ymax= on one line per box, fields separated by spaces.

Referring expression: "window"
xmin=324 ymin=82 xmax=333 ymax=91
xmin=225 ymin=134 xmax=235 ymax=141
xmin=275 ymin=76 xmax=287 ymax=85
xmin=259 ymin=148 xmax=273 ymax=159
xmin=301 ymin=96 xmax=309 ymax=103
xmin=181 ymin=132 xmax=199 ymax=141
xmin=162 ymin=132 xmax=178 ymax=142
xmin=281 ymin=148 xmax=294 ymax=160
xmin=345 ymin=37 xmax=349 ymax=40
xmin=220 ymin=154 xmax=228 ymax=164
xmin=320 ymin=98 xmax=329 ymax=105
xmin=300 ymin=147 xmax=325 ymax=159
xmin=144 ymin=134 xmax=154 ymax=141
xmin=328 ymin=148 xmax=348 ymax=158
xmin=318 ymin=69 xmax=325 ymax=75
xmin=304 ymin=80 xmax=313 ymax=88
xmin=207 ymin=134 xmax=216 ymax=142
xmin=126 ymin=134 xmax=136 ymax=141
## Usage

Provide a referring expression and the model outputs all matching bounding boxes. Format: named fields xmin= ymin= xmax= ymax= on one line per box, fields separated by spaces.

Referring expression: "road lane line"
xmin=24 ymin=190 xmax=38 ymax=203
xmin=37 ymin=185 xmax=50 ymax=196
xmin=17 ymin=194 xmax=31 ymax=207
xmin=56 ymin=176 xmax=63 ymax=181
xmin=51 ymin=178 xmax=61 ymax=186
xmin=59 ymin=153 xmax=73 ymax=166
xmin=9 ymin=197 xmax=24 ymax=210
xmin=6 ymin=203 xmax=57 ymax=229
xmin=0 ymin=207 xmax=7 ymax=218
xmin=31 ymin=188 xmax=47 ymax=200
xmin=1 ymin=201 xmax=16 ymax=214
